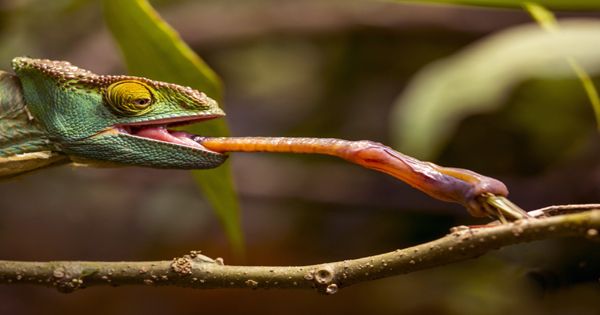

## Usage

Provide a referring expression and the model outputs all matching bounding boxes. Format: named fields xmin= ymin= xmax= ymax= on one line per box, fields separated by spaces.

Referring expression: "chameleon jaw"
xmin=109 ymin=115 xmax=223 ymax=154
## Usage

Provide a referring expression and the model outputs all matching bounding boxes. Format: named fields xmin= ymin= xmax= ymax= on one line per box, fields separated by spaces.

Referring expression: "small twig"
xmin=528 ymin=203 xmax=600 ymax=218
xmin=0 ymin=205 xmax=598 ymax=294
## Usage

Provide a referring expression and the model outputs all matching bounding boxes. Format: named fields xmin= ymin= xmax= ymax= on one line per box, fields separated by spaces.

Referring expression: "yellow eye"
xmin=105 ymin=80 xmax=154 ymax=116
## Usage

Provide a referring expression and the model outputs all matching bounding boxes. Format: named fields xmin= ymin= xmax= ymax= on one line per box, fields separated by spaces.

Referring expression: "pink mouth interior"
xmin=114 ymin=115 xmax=222 ymax=153
xmin=136 ymin=126 xmax=203 ymax=148
xmin=117 ymin=125 xmax=210 ymax=151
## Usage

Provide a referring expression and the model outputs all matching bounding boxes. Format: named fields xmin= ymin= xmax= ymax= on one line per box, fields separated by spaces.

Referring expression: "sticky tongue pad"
xmin=134 ymin=126 xmax=204 ymax=149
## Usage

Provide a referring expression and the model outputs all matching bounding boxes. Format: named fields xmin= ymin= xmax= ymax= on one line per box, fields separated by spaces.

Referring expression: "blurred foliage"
xmin=525 ymin=3 xmax=600 ymax=131
xmin=393 ymin=0 xmax=600 ymax=10
xmin=440 ymin=78 xmax=595 ymax=175
xmin=0 ymin=0 xmax=99 ymax=67
xmin=103 ymin=0 xmax=243 ymax=254
xmin=392 ymin=20 xmax=600 ymax=159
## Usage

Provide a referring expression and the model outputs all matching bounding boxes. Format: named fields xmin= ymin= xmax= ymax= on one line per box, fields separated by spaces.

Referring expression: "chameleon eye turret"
xmin=105 ymin=80 xmax=154 ymax=116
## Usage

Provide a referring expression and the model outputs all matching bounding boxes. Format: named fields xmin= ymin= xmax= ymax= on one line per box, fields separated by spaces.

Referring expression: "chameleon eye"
xmin=105 ymin=80 xmax=154 ymax=116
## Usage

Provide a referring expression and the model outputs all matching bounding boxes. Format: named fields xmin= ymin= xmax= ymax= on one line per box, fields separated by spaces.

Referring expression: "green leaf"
xmin=103 ymin=0 xmax=243 ymax=254
xmin=524 ymin=2 xmax=558 ymax=31
xmin=391 ymin=20 xmax=600 ymax=159
xmin=391 ymin=0 xmax=600 ymax=10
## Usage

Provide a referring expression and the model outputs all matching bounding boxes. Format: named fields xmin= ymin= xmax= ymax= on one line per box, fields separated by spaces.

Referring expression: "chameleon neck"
xmin=0 ymin=71 xmax=67 ymax=177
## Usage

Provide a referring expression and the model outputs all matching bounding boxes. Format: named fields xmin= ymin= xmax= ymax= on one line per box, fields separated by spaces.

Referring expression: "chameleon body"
xmin=0 ymin=57 xmax=523 ymax=219
xmin=0 ymin=57 xmax=226 ymax=177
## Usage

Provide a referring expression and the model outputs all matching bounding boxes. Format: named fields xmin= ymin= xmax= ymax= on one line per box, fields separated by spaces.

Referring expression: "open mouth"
xmin=112 ymin=115 xmax=221 ymax=153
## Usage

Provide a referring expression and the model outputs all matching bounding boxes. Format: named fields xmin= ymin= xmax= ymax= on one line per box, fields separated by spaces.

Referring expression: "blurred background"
xmin=0 ymin=0 xmax=599 ymax=314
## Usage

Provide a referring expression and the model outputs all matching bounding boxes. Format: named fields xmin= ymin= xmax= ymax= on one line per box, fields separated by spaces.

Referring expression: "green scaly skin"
xmin=0 ymin=57 xmax=226 ymax=177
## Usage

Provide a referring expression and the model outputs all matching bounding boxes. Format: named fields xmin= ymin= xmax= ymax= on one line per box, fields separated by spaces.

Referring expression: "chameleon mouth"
xmin=113 ymin=115 xmax=221 ymax=153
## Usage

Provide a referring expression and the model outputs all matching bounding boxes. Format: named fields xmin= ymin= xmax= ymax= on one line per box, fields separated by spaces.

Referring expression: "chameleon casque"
xmin=0 ymin=57 xmax=527 ymax=221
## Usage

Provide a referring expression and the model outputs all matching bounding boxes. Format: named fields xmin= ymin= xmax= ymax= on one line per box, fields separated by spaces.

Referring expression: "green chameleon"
xmin=0 ymin=57 xmax=526 ymax=221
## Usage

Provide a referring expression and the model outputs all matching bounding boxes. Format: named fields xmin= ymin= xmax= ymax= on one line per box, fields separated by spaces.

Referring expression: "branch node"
xmin=244 ymin=279 xmax=259 ymax=289
xmin=325 ymin=283 xmax=338 ymax=295
xmin=309 ymin=265 xmax=343 ymax=294
xmin=586 ymin=228 xmax=598 ymax=239
xmin=171 ymin=257 xmax=193 ymax=276
xmin=314 ymin=266 xmax=335 ymax=285
xmin=50 ymin=264 xmax=85 ymax=293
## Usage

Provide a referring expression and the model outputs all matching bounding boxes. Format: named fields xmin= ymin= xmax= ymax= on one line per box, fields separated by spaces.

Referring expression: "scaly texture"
xmin=1 ymin=57 xmax=228 ymax=178
xmin=0 ymin=71 xmax=50 ymax=156
xmin=0 ymin=71 xmax=66 ymax=177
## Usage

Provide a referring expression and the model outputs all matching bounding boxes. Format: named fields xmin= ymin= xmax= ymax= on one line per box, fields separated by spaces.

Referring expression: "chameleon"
xmin=0 ymin=57 xmax=527 ymax=221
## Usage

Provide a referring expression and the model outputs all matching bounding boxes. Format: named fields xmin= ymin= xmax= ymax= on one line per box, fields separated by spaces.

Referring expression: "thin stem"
xmin=0 ymin=207 xmax=598 ymax=294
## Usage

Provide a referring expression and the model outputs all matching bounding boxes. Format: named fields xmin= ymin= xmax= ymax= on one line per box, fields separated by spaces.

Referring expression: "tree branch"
xmin=1 ymin=205 xmax=598 ymax=294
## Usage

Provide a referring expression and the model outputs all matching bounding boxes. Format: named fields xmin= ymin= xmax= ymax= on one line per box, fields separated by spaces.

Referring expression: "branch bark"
xmin=1 ymin=205 xmax=599 ymax=294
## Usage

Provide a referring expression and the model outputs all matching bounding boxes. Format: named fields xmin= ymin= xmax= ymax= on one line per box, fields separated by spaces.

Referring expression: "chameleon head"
xmin=11 ymin=57 xmax=227 ymax=169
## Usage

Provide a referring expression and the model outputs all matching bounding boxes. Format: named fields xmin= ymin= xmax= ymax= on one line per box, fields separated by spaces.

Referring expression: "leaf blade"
xmin=102 ymin=0 xmax=243 ymax=254
xmin=391 ymin=20 xmax=600 ymax=159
